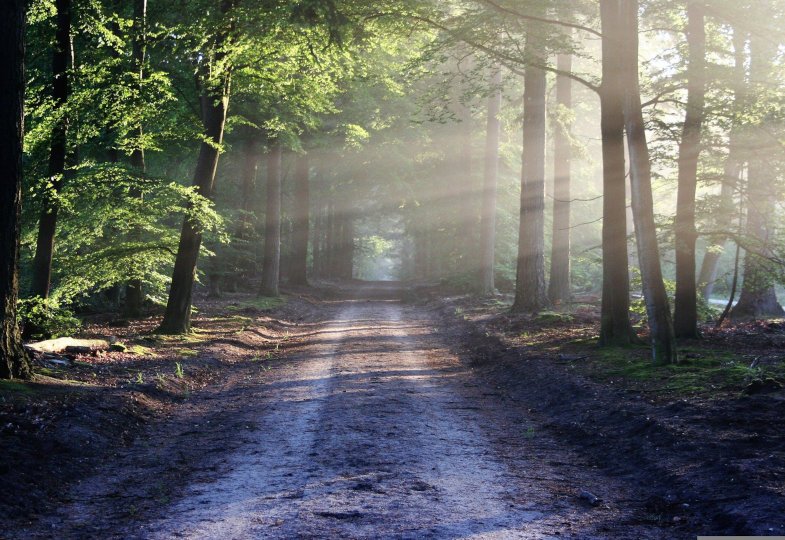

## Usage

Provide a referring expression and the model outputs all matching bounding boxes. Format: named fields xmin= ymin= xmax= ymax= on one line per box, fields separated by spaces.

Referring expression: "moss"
xmin=534 ymin=311 xmax=574 ymax=324
xmin=178 ymin=348 xmax=199 ymax=357
xmin=0 ymin=380 xmax=34 ymax=394
xmin=128 ymin=344 xmax=156 ymax=356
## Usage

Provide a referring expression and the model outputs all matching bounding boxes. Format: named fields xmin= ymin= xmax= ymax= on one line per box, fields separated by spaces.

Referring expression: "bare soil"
xmin=2 ymin=282 xmax=783 ymax=538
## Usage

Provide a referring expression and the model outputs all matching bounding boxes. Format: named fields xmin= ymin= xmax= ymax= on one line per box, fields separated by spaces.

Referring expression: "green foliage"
xmin=18 ymin=297 xmax=81 ymax=340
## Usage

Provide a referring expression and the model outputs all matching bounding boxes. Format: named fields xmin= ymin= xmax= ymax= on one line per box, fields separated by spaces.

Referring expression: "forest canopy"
xmin=3 ymin=0 xmax=785 ymax=376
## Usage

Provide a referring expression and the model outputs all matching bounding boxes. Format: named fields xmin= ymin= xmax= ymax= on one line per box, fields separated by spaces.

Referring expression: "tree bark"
xmin=478 ymin=66 xmax=502 ymax=294
xmin=158 ymin=20 xmax=231 ymax=333
xmin=30 ymin=0 xmax=72 ymax=301
xmin=260 ymin=142 xmax=282 ymax=297
xmin=548 ymin=45 xmax=573 ymax=305
xmin=457 ymin=100 xmax=475 ymax=275
xmin=512 ymin=52 xmax=549 ymax=312
xmin=621 ymin=0 xmax=677 ymax=364
xmin=289 ymin=153 xmax=310 ymax=285
xmin=0 ymin=0 xmax=32 ymax=380
xmin=731 ymin=34 xmax=784 ymax=318
xmin=673 ymin=1 xmax=706 ymax=337
xmin=599 ymin=0 xmax=638 ymax=347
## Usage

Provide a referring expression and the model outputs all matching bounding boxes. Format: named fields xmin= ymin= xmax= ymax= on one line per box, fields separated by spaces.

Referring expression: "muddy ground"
xmin=1 ymin=282 xmax=783 ymax=538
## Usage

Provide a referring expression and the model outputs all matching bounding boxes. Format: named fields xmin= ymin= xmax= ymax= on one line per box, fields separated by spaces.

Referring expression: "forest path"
xmin=142 ymin=298 xmax=553 ymax=538
xmin=19 ymin=292 xmax=662 ymax=539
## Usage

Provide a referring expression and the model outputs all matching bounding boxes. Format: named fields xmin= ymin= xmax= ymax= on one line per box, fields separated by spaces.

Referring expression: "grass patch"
xmin=226 ymin=297 xmax=285 ymax=312
xmin=178 ymin=348 xmax=198 ymax=357
xmin=0 ymin=380 xmax=34 ymax=394
xmin=590 ymin=345 xmax=767 ymax=397
xmin=128 ymin=344 xmax=156 ymax=356
xmin=534 ymin=311 xmax=574 ymax=324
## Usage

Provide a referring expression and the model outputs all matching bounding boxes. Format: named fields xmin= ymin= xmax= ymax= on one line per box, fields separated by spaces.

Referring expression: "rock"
xmin=109 ymin=343 xmax=127 ymax=352
xmin=578 ymin=490 xmax=601 ymax=506
xmin=26 ymin=337 xmax=110 ymax=354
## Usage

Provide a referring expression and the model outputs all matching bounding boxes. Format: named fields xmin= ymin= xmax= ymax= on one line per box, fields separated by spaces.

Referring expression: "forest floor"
xmin=1 ymin=281 xmax=784 ymax=538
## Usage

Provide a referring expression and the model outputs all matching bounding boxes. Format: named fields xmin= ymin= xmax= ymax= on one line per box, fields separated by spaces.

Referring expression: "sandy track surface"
xmin=142 ymin=300 xmax=547 ymax=538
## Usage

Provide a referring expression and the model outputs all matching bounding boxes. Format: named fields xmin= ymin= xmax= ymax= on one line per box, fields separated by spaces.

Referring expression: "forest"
xmin=1 ymin=0 xmax=785 ymax=538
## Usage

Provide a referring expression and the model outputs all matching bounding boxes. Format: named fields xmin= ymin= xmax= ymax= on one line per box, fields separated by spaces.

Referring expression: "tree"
xmin=731 ymin=32 xmax=785 ymax=318
xmin=548 ymin=40 xmax=573 ymax=305
xmin=697 ymin=28 xmax=745 ymax=302
xmin=673 ymin=1 xmax=706 ymax=338
xmin=621 ymin=0 xmax=677 ymax=364
xmin=478 ymin=65 xmax=502 ymax=294
xmin=289 ymin=153 xmax=311 ymax=286
xmin=157 ymin=0 xmax=233 ymax=334
xmin=29 ymin=0 xmax=72 ymax=303
xmin=0 ymin=0 xmax=32 ymax=379
xmin=599 ymin=0 xmax=638 ymax=346
xmin=512 ymin=24 xmax=549 ymax=312
xmin=260 ymin=142 xmax=283 ymax=297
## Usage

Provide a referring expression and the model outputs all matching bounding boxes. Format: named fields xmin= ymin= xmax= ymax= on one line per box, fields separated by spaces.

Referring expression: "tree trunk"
xmin=599 ymin=0 xmax=638 ymax=347
xmin=478 ymin=65 xmax=502 ymax=294
xmin=0 ymin=0 xmax=31 ymax=380
xmin=731 ymin=34 xmax=784 ymax=319
xmin=512 ymin=55 xmax=549 ymax=312
xmin=457 ymin=100 xmax=475 ymax=275
xmin=548 ymin=46 xmax=573 ymax=305
xmin=621 ymin=0 xmax=677 ymax=364
xmin=673 ymin=1 xmax=706 ymax=338
xmin=30 ymin=0 xmax=71 ymax=301
xmin=158 ymin=59 xmax=230 ymax=333
xmin=598 ymin=1 xmax=638 ymax=347
xmin=697 ymin=29 xmax=745 ymax=302
xmin=124 ymin=0 xmax=147 ymax=318
xmin=260 ymin=142 xmax=282 ymax=297
xmin=289 ymin=153 xmax=310 ymax=285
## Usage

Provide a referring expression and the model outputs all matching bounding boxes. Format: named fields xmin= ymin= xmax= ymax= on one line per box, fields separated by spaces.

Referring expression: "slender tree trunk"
xmin=599 ymin=0 xmax=638 ymax=346
xmin=621 ymin=0 xmax=677 ymax=364
xmin=0 ymin=0 xmax=31 ymax=379
xmin=673 ymin=1 xmax=706 ymax=338
xmin=731 ymin=34 xmax=784 ymax=318
xmin=289 ymin=153 xmax=310 ymax=285
xmin=30 ymin=0 xmax=71 ymax=301
xmin=478 ymin=65 xmax=502 ymax=294
xmin=512 ymin=51 xmax=549 ymax=312
xmin=548 ymin=46 xmax=573 ymax=305
xmin=124 ymin=0 xmax=147 ymax=318
xmin=260 ymin=142 xmax=282 ymax=297
xmin=457 ymin=100 xmax=475 ymax=275
xmin=158 ymin=63 xmax=230 ymax=333
xmin=697 ymin=29 xmax=746 ymax=301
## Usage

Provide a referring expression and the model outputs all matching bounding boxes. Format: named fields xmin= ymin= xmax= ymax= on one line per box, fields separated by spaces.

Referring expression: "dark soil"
xmin=430 ymin=292 xmax=785 ymax=537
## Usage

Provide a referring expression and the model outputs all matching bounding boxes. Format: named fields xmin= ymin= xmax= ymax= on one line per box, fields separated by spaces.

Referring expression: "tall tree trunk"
xmin=260 ymin=142 xmax=282 ymax=296
xmin=731 ymin=34 xmax=784 ymax=318
xmin=158 ymin=34 xmax=231 ymax=333
xmin=673 ymin=1 xmax=706 ymax=338
xmin=30 ymin=0 xmax=71 ymax=301
xmin=124 ymin=0 xmax=147 ymax=318
xmin=457 ymin=100 xmax=475 ymax=275
xmin=599 ymin=0 xmax=638 ymax=346
xmin=478 ymin=65 xmax=502 ymax=294
xmin=0 ymin=0 xmax=31 ymax=379
xmin=289 ymin=153 xmax=310 ymax=285
xmin=548 ymin=45 xmax=573 ymax=305
xmin=512 ymin=47 xmax=549 ymax=312
xmin=621 ymin=0 xmax=677 ymax=364
xmin=697 ymin=29 xmax=746 ymax=301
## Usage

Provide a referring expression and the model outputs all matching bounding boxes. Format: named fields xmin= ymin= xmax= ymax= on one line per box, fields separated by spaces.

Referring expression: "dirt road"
xmin=17 ymin=295 xmax=673 ymax=538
